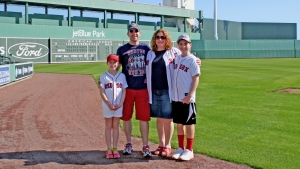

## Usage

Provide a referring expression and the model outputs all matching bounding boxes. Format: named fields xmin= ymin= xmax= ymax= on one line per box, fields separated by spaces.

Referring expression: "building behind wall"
xmin=163 ymin=0 xmax=196 ymax=30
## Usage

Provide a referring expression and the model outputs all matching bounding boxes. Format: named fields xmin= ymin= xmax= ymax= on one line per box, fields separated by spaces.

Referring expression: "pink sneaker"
xmin=113 ymin=148 xmax=120 ymax=159
xmin=106 ymin=148 xmax=113 ymax=159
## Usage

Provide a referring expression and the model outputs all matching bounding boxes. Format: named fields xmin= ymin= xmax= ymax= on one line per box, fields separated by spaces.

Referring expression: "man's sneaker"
xmin=142 ymin=145 xmax=152 ymax=157
xmin=113 ymin=148 xmax=120 ymax=159
xmin=172 ymin=148 xmax=184 ymax=159
xmin=106 ymin=148 xmax=113 ymax=159
xmin=123 ymin=143 xmax=133 ymax=155
xmin=179 ymin=149 xmax=194 ymax=161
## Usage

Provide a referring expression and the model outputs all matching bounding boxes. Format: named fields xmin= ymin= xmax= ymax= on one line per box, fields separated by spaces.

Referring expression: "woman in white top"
xmin=146 ymin=28 xmax=181 ymax=157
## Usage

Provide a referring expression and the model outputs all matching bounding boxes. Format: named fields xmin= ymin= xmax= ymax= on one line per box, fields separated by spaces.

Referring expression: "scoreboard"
xmin=50 ymin=39 xmax=125 ymax=62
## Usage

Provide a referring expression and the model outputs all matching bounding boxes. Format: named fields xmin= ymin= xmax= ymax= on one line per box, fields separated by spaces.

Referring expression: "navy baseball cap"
xmin=177 ymin=34 xmax=191 ymax=43
xmin=128 ymin=23 xmax=140 ymax=31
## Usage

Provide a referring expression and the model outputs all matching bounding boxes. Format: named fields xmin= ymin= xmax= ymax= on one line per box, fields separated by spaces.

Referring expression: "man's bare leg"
xmin=123 ymin=119 xmax=132 ymax=143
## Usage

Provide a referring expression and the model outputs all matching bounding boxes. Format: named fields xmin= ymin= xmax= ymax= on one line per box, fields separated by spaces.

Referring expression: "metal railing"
xmin=0 ymin=55 xmax=13 ymax=65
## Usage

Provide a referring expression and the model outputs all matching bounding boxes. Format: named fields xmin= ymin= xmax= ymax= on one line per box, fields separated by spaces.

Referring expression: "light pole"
xmin=214 ymin=0 xmax=218 ymax=40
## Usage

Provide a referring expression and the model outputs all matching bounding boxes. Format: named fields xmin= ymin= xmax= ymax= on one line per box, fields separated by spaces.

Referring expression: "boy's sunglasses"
xmin=156 ymin=36 xmax=166 ymax=40
xmin=129 ymin=29 xmax=139 ymax=33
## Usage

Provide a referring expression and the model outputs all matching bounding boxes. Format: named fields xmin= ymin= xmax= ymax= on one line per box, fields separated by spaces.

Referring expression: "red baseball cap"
xmin=107 ymin=54 xmax=119 ymax=63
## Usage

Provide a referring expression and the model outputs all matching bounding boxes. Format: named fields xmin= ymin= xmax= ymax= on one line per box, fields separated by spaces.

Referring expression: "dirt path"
xmin=0 ymin=73 xmax=252 ymax=169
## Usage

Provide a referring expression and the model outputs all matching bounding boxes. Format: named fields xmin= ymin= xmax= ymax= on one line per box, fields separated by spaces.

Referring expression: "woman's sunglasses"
xmin=156 ymin=36 xmax=166 ymax=40
xmin=129 ymin=29 xmax=139 ymax=33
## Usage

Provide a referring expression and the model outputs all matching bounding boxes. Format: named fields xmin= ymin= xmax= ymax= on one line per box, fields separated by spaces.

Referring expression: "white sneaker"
xmin=172 ymin=148 xmax=184 ymax=159
xmin=179 ymin=149 xmax=194 ymax=161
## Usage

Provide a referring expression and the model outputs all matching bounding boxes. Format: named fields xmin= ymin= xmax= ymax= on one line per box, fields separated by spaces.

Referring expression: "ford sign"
xmin=8 ymin=42 xmax=49 ymax=59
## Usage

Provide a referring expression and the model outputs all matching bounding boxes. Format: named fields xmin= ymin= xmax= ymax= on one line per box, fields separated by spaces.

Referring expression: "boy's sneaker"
xmin=112 ymin=148 xmax=120 ymax=159
xmin=142 ymin=145 xmax=152 ymax=157
xmin=123 ymin=143 xmax=133 ymax=155
xmin=106 ymin=148 xmax=113 ymax=159
xmin=179 ymin=149 xmax=194 ymax=161
xmin=172 ymin=147 xmax=184 ymax=160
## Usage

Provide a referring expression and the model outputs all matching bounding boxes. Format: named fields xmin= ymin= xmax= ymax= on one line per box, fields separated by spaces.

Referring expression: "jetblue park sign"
xmin=72 ymin=29 xmax=105 ymax=38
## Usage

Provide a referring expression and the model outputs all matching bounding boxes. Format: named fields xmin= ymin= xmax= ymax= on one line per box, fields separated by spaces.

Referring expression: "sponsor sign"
xmin=0 ymin=65 xmax=10 ymax=86
xmin=15 ymin=62 xmax=34 ymax=80
xmin=8 ymin=42 xmax=49 ymax=59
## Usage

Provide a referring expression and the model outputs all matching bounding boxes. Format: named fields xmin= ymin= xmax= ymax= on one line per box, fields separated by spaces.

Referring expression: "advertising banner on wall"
xmin=15 ymin=62 xmax=34 ymax=81
xmin=0 ymin=65 xmax=10 ymax=86
xmin=4 ymin=38 xmax=49 ymax=63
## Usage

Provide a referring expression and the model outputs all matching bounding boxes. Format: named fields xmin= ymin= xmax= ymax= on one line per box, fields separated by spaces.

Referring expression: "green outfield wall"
xmin=192 ymin=40 xmax=298 ymax=59
xmin=295 ymin=40 xmax=300 ymax=58
xmin=2 ymin=36 xmax=299 ymax=63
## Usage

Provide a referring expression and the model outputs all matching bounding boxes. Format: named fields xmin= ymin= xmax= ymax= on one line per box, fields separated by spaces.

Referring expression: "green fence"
xmin=1 ymin=36 xmax=300 ymax=63
xmin=192 ymin=40 xmax=298 ymax=59
xmin=295 ymin=40 xmax=300 ymax=58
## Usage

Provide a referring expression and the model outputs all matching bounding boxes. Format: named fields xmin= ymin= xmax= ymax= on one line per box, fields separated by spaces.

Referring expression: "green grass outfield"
xmin=35 ymin=58 xmax=300 ymax=169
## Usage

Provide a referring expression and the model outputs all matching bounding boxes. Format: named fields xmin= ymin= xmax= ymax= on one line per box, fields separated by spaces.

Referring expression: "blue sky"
xmin=1 ymin=0 xmax=299 ymax=39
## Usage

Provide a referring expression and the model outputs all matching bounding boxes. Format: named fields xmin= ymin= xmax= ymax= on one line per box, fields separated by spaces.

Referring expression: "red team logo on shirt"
xmin=105 ymin=83 xmax=123 ymax=89
xmin=179 ymin=64 xmax=189 ymax=72
xmin=175 ymin=64 xmax=189 ymax=72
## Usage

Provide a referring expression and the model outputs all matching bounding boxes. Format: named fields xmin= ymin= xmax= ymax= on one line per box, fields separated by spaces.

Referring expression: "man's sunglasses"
xmin=129 ymin=29 xmax=139 ymax=33
xmin=156 ymin=35 xmax=166 ymax=40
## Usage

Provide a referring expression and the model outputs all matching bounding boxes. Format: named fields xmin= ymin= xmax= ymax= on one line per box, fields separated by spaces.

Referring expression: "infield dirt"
xmin=0 ymin=73 xmax=252 ymax=169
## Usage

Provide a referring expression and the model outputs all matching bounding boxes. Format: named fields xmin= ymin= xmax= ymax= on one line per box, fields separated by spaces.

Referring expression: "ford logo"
xmin=8 ymin=42 xmax=49 ymax=59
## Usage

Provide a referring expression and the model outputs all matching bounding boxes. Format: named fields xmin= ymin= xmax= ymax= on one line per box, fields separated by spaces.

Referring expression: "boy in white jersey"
xmin=171 ymin=35 xmax=200 ymax=161
xmin=99 ymin=54 xmax=128 ymax=159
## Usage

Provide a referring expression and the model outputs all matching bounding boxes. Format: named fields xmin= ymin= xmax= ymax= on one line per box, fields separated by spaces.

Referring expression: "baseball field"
xmin=34 ymin=58 xmax=300 ymax=169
